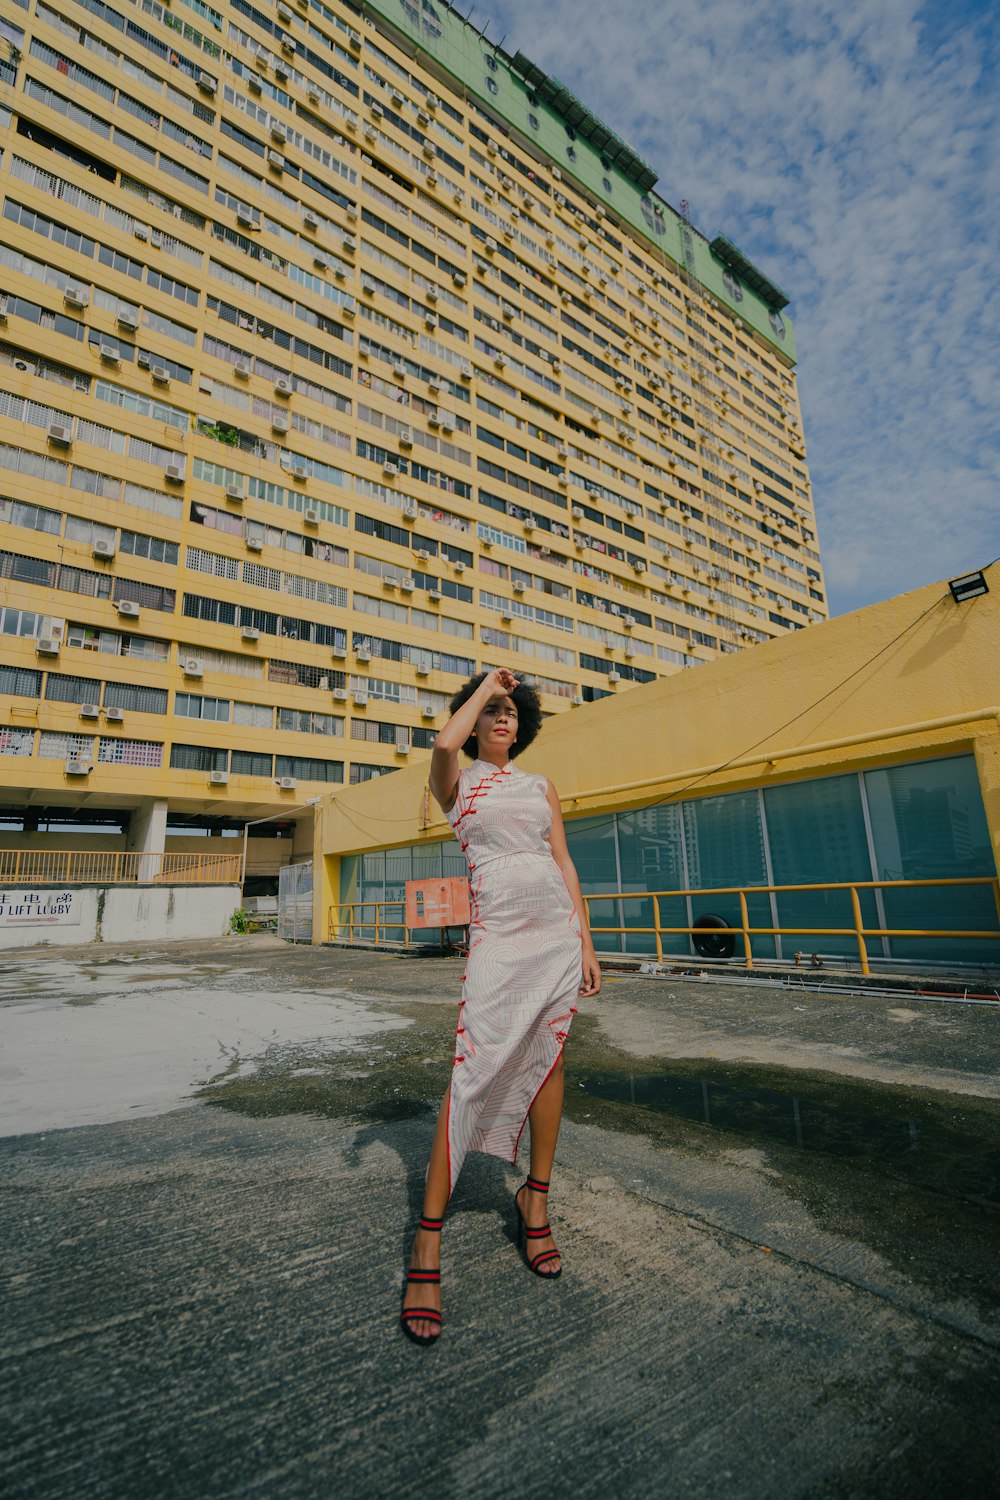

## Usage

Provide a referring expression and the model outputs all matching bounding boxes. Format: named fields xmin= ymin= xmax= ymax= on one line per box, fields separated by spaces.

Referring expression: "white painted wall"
xmin=0 ymin=886 xmax=242 ymax=949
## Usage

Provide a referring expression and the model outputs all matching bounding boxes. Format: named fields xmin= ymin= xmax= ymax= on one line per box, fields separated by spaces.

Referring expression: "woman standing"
xmin=400 ymin=667 xmax=602 ymax=1345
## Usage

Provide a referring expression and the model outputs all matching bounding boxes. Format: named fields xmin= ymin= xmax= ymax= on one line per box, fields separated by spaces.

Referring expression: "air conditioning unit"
xmin=512 ymin=580 xmax=525 ymax=593
xmin=399 ymin=576 xmax=415 ymax=592
xmin=64 ymin=286 xmax=89 ymax=308
xmin=623 ymin=614 xmax=636 ymax=628
xmin=453 ymin=560 xmax=465 ymax=574
xmin=355 ymin=648 xmax=371 ymax=663
xmin=79 ymin=704 xmax=101 ymax=721
xmin=343 ymin=236 xmax=356 ymax=254
xmin=402 ymin=503 xmax=418 ymax=521
xmin=236 ymin=204 xmax=257 ymax=228
xmin=453 ymin=272 xmax=467 ymax=288
xmin=421 ymin=704 xmax=435 ymax=718
xmin=47 ymin=422 xmax=72 ymax=446
xmin=65 ymin=759 xmax=92 ymax=776
xmin=105 ymin=706 xmax=125 ymax=724
xmin=277 ymin=776 xmax=297 ymax=790
xmin=241 ymin=626 xmax=261 ymax=642
xmin=151 ymin=365 xmax=170 ymax=384
xmin=608 ymin=671 xmax=621 ymax=683
xmin=398 ymin=429 xmax=413 ymax=447
xmin=332 ymin=688 xmax=349 ymax=701
xmin=116 ymin=601 xmax=140 ymax=619
xmin=274 ymin=377 xmax=292 ymax=397
xmin=460 ymin=359 xmax=473 ymax=378
xmin=280 ymin=33 xmax=295 ymax=53
xmin=391 ymin=361 xmax=407 ymax=378
xmin=99 ymin=344 xmax=120 ymax=365
xmin=500 ymin=610 xmax=513 ymax=623
xmin=36 ymin=639 xmax=60 ymax=657
xmin=571 ymin=506 xmax=585 ymax=519
xmin=632 ymin=560 xmax=647 ymax=573
xmin=303 ymin=210 xmax=320 ymax=232
xmin=267 ymin=150 xmax=285 ymax=172
xmin=92 ymin=539 xmax=116 ymax=560
xmin=303 ymin=508 xmax=319 ymax=525
xmin=270 ymin=122 xmax=287 ymax=144
xmin=198 ymin=71 xmax=218 ymax=94
xmin=382 ymin=462 xmax=399 ymax=478
xmin=290 ymin=463 xmax=308 ymax=480
xmin=523 ymin=516 xmax=536 ymax=532
xmin=117 ymin=310 xmax=140 ymax=331
xmin=352 ymin=691 xmax=369 ymax=706
xmin=182 ymin=658 xmax=204 ymax=678
xmin=382 ymin=575 xmax=398 ymax=589
xmin=233 ymin=359 xmax=251 ymax=380
xmin=428 ymin=589 xmax=442 ymax=602
xmin=225 ymin=484 xmax=244 ymax=502
xmin=209 ymin=770 xmax=229 ymax=786
xmin=272 ymin=414 xmax=289 ymax=434
xmin=395 ymin=741 xmax=411 ymax=756
xmin=247 ymin=72 xmax=263 ymax=93
xmin=246 ymin=535 xmax=264 ymax=552
xmin=424 ymin=313 xmax=438 ymax=329
xmin=415 ymin=663 xmax=429 ymax=676
xmin=572 ymin=694 xmax=585 ymax=706
xmin=427 ymin=411 xmax=441 ymax=429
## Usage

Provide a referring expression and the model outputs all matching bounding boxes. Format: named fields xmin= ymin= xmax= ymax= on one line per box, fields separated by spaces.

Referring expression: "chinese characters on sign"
xmin=0 ymin=891 xmax=81 ymax=927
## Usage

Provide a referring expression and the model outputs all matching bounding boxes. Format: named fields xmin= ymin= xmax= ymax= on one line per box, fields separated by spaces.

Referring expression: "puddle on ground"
xmin=578 ymin=1068 xmax=1000 ymax=1206
xmin=200 ymin=1006 xmax=1000 ymax=1320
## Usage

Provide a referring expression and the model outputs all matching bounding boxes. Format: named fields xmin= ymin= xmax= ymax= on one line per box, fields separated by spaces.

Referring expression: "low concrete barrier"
xmin=0 ymin=885 xmax=243 ymax=949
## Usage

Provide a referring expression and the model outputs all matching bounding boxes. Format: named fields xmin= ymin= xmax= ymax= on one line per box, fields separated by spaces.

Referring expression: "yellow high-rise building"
xmin=0 ymin=0 xmax=825 ymax=872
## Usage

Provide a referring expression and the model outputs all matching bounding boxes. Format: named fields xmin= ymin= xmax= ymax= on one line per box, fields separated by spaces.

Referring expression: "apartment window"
xmin=0 ymin=665 xmax=41 ymax=698
xmin=169 ymin=743 xmax=227 ymax=772
xmin=231 ymin=750 xmax=273 ymax=777
xmin=274 ymin=755 xmax=344 ymax=783
xmin=103 ymin=682 xmax=168 ymax=715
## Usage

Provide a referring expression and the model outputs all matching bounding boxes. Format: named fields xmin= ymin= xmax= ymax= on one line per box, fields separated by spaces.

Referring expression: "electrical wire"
xmin=329 ymin=572 xmax=973 ymax=844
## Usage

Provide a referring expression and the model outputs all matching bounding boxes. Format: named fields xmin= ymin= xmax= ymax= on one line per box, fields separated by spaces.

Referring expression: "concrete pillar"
xmin=127 ymin=800 xmax=168 ymax=882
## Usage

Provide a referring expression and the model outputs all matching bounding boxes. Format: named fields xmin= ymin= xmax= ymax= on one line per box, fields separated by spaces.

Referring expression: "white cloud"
xmin=492 ymin=0 xmax=1000 ymax=613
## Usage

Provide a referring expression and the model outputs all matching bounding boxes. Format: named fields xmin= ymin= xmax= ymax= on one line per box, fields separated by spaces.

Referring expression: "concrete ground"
xmin=2 ymin=936 xmax=998 ymax=1500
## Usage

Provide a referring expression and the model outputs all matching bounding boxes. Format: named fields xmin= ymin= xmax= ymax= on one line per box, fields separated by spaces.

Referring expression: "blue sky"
xmin=488 ymin=0 xmax=1000 ymax=616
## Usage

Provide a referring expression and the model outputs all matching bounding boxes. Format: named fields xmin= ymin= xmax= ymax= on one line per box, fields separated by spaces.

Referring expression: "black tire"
xmin=692 ymin=913 xmax=736 ymax=959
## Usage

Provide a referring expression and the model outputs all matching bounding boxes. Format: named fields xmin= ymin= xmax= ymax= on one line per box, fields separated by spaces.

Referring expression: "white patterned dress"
xmin=444 ymin=758 xmax=583 ymax=1192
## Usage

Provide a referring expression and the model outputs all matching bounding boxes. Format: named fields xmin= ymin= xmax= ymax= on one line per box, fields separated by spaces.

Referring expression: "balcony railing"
xmin=0 ymin=850 xmax=244 ymax=887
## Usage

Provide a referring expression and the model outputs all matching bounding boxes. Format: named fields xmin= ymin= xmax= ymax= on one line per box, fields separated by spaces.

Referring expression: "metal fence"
xmin=278 ymin=861 xmax=313 ymax=943
xmin=0 ymin=849 xmax=244 ymax=886
xmin=328 ymin=876 xmax=1000 ymax=974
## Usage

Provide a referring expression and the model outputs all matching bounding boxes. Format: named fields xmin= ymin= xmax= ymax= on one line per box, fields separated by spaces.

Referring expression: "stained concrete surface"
xmin=2 ymin=936 xmax=999 ymax=1500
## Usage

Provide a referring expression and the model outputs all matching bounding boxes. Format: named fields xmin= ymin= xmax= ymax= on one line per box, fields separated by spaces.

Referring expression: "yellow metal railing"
xmin=328 ymin=877 xmax=1000 ymax=975
xmin=0 ymin=850 xmax=245 ymax=887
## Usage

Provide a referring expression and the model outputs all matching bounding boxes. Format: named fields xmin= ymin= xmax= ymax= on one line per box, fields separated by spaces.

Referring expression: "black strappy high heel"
xmin=400 ymin=1216 xmax=444 ymax=1346
xmin=514 ymin=1176 xmax=562 ymax=1278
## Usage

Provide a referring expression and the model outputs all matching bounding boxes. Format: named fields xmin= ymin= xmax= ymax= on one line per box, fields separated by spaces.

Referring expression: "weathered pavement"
xmin=2 ymin=937 xmax=998 ymax=1500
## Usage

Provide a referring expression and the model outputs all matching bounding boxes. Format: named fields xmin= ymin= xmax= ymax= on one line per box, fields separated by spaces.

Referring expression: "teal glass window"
xmin=617 ymin=805 xmax=687 ymax=955
xmin=682 ymin=791 xmax=773 ymax=956
xmin=764 ymin=774 xmax=878 ymax=957
xmin=865 ymin=756 xmax=998 ymax=962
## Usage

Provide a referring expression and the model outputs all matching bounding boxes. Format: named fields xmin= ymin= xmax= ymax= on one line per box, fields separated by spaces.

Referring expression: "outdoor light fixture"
xmin=948 ymin=570 xmax=990 ymax=604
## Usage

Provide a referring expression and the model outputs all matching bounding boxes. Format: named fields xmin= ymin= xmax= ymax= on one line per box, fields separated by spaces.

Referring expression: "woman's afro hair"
xmin=448 ymin=671 xmax=543 ymax=760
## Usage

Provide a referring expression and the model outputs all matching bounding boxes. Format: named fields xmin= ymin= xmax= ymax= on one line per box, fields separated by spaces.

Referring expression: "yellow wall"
xmin=314 ymin=570 xmax=1000 ymax=935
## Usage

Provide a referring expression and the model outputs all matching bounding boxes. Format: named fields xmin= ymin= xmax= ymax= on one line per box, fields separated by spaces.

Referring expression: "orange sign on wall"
xmin=405 ymin=877 xmax=471 ymax=929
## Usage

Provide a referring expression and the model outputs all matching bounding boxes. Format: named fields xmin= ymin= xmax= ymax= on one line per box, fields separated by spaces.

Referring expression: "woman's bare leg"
xmin=520 ymin=1052 xmax=565 ymax=1274
xmin=401 ymin=1087 xmax=451 ymax=1340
